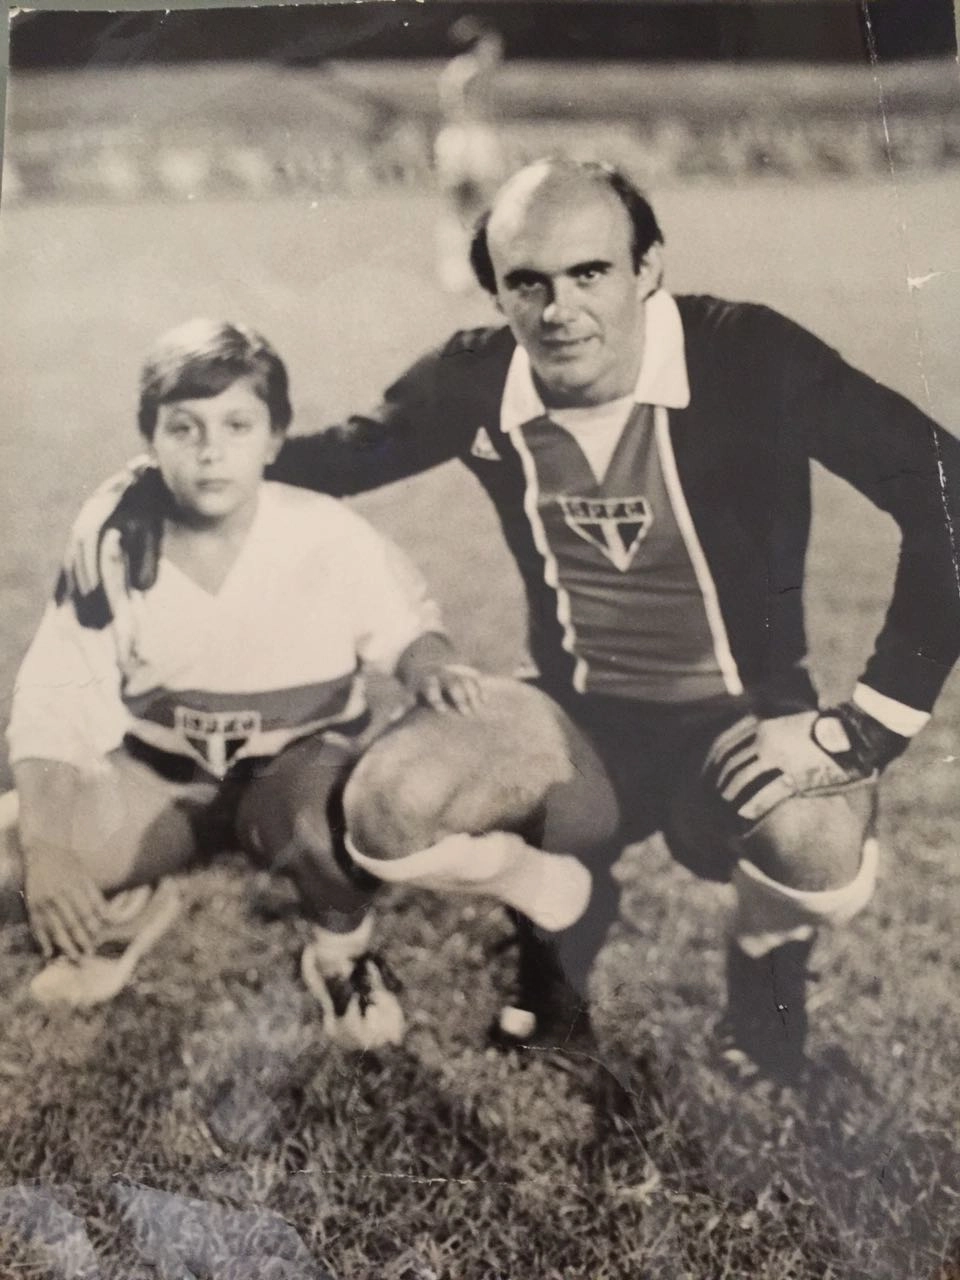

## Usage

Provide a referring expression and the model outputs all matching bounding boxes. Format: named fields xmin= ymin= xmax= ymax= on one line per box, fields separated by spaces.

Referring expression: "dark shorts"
xmin=61 ymin=721 xmax=374 ymax=912
xmin=540 ymin=686 xmax=800 ymax=882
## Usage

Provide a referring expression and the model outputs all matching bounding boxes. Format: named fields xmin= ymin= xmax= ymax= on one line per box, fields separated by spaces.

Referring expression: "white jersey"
xmin=9 ymin=483 xmax=442 ymax=778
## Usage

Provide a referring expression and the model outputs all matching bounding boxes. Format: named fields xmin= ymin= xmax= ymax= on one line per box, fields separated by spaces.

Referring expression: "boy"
xmin=4 ymin=318 xmax=487 ymax=1044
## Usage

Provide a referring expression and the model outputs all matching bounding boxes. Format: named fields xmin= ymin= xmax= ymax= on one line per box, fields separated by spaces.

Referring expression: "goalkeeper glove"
xmin=811 ymin=700 xmax=911 ymax=778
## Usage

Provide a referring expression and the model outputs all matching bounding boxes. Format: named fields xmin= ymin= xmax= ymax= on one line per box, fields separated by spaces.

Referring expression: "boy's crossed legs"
xmin=2 ymin=732 xmax=394 ymax=1032
xmin=3 ymin=689 xmax=610 ymax=1047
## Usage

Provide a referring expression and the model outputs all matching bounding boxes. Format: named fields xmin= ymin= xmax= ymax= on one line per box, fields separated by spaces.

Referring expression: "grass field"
xmin=2 ymin=170 xmax=960 ymax=1279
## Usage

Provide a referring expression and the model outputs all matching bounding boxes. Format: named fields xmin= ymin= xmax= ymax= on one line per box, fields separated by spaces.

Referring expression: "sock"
xmin=345 ymin=830 xmax=592 ymax=932
xmin=307 ymin=913 xmax=374 ymax=977
xmin=732 ymin=836 xmax=879 ymax=959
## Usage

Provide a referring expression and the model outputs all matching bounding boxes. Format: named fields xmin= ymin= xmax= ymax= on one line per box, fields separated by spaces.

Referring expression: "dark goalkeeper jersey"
xmin=517 ymin=403 xmax=729 ymax=702
xmin=257 ymin=294 xmax=960 ymax=721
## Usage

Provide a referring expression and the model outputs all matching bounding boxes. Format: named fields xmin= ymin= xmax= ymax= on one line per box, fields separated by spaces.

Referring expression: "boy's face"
xmin=151 ymin=377 xmax=282 ymax=526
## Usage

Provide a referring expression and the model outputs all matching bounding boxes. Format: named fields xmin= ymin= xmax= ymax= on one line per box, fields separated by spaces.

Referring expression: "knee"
xmin=737 ymin=793 xmax=868 ymax=892
xmin=343 ymin=747 xmax=459 ymax=861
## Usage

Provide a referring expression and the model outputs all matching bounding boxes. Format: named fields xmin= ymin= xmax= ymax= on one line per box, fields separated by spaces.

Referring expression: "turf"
xmin=2 ymin=171 xmax=960 ymax=1277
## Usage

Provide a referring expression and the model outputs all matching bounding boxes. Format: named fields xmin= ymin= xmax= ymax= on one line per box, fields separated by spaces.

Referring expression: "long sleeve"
xmin=7 ymin=597 xmax=128 ymax=768
xmin=769 ymin=307 xmax=960 ymax=718
xmin=58 ymin=328 xmax=516 ymax=619
xmin=270 ymin=344 xmax=465 ymax=497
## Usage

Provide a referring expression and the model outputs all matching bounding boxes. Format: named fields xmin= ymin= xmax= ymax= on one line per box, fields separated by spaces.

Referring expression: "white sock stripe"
xmin=736 ymin=835 xmax=879 ymax=909
xmin=345 ymin=829 xmax=591 ymax=932
xmin=306 ymin=914 xmax=374 ymax=973
xmin=732 ymin=836 xmax=880 ymax=957
xmin=311 ymin=913 xmax=373 ymax=950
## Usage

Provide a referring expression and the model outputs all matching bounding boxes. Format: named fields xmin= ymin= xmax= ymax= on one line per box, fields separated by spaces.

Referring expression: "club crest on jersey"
xmin=558 ymin=496 xmax=653 ymax=572
xmin=175 ymin=706 xmax=262 ymax=775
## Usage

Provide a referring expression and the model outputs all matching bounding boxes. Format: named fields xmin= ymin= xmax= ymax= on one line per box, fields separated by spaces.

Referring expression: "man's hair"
xmin=137 ymin=319 xmax=292 ymax=439
xmin=469 ymin=160 xmax=663 ymax=296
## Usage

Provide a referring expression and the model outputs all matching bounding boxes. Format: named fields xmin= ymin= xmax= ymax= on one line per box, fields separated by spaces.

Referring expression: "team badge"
xmin=174 ymin=706 xmax=262 ymax=775
xmin=558 ymin=496 xmax=653 ymax=572
xmin=470 ymin=426 xmax=502 ymax=461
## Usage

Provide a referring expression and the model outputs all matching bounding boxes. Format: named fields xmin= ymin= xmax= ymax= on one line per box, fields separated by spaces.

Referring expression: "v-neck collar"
xmin=160 ymin=491 xmax=264 ymax=601
xmin=520 ymin=402 xmax=655 ymax=495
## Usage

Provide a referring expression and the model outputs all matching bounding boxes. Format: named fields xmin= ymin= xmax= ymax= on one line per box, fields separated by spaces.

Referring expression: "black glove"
xmin=812 ymin=701 xmax=911 ymax=776
xmin=115 ymin=466 xmax=167 ymax=592
xmin=56 ymin=464 xmax=167 ymax=628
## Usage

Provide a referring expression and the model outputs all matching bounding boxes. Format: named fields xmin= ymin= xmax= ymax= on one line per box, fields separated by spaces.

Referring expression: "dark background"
xmin=10 ymin=0 xmax=957 ymax=68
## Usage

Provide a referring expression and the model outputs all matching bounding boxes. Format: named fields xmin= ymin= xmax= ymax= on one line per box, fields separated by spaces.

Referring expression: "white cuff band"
xmin=852 ymin=683 xmax=930 ymax=737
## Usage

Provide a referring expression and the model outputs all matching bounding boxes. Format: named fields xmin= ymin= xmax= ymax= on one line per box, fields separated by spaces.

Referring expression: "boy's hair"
xmin=137 ymin=319 xmax=292 ymax=439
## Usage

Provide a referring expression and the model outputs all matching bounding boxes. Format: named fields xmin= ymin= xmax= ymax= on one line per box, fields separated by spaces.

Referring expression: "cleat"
xmin=29 ymin=880 xmax=182 ymax=1007
xmin=716 ymin=936 xmax=815 ymax=1084
xmin=490 ymin=919 xmax=593 ymax=1052
xmin=301 ymin=946 xmax=405 ymax=1050
xmin=497 ymin=1005 xmax=537 ymax=1042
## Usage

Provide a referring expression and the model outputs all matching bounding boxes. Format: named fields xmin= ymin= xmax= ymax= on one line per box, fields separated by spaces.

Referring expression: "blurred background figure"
xmin=434 ymin=16 xmax=506 ymax=292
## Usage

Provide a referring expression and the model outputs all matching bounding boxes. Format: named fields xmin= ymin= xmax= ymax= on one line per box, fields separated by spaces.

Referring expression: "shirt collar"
xmin=499 ymin=288 xmax=690 ymax=438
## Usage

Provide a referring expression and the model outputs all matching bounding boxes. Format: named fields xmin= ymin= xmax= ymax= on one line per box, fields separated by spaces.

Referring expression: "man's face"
xmin=488 ymin=178 xmax=651 ymax=408
xmin=151 ymin=377 xmax=282 ymax=528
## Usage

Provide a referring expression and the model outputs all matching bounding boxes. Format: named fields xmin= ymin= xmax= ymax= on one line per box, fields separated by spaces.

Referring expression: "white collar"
xmin=499 ymin=288 xmax=690 ymax=437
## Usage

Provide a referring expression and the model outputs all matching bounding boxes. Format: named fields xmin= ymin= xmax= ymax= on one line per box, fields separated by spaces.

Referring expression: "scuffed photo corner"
xmin=1 ymin=4 xmax=959 ymax=1278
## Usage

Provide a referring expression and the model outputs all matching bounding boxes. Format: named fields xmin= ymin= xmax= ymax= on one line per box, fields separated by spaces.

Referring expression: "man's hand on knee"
xmin=707 ymin=703 xmax=904 ymax=831
xmin=704 ymin=707 xmax=892 ymax=891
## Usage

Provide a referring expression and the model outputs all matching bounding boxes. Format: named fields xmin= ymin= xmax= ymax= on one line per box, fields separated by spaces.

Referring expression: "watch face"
xmin=812 ymin=713 xmax=852 ymax=756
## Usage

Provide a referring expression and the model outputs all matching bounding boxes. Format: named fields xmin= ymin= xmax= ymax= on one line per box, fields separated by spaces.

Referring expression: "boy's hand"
xmin=414 ymin=664 xmax=488 ymax=716
xmin=24 ymin=844 xmax=110 ymax=961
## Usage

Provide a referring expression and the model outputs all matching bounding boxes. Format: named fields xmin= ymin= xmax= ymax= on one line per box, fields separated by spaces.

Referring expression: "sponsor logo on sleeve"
xmin=469 ymin=426 xmax=503 ymax=462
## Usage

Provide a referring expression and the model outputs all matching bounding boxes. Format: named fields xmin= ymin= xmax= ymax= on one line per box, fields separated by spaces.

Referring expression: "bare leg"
xmin=344 ymin=678 xmax=617 ymax=858
xmin=8 ymin=752 xmax=214 ymax=895
xmin=343 ymin=678 xmax=622 ymax=1018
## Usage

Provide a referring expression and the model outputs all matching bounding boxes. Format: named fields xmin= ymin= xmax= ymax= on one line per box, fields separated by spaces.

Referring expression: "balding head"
xmin=470 ymin=159 xmax=662 ymax=296
xmin=469 ymin=159 xmax=665 ymax=408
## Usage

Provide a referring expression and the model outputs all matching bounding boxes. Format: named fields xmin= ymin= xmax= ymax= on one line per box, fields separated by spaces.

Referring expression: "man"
xmin=60 ymin=159 xmax=960 ymax=1081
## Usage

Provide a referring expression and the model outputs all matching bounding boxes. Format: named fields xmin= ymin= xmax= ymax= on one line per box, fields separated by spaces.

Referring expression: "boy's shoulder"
xmin=260 ymin=481 xmax=383 ymax=544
